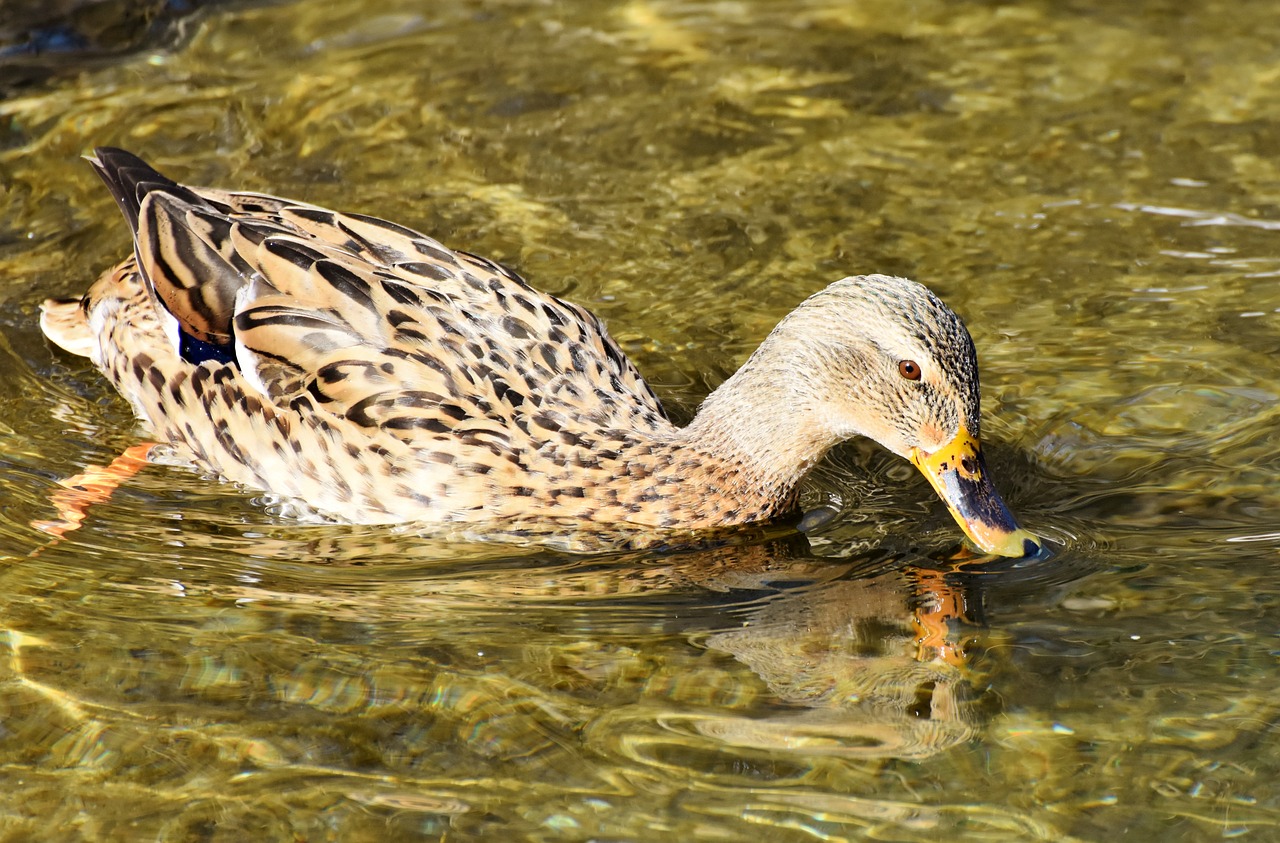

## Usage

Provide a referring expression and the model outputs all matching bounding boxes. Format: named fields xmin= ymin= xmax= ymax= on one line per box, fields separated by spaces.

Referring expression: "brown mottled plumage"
xmin=40 ymin=148 xmax=1038 ymax=555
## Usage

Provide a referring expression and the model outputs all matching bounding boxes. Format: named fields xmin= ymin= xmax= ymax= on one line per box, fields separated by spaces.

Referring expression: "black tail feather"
xmin=88 ymin=147 xmax=207 ymax=235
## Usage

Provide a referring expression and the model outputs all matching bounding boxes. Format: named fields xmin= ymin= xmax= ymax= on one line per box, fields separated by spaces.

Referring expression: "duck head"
xmin=703 ymin=274 xmax=1039 ymax=557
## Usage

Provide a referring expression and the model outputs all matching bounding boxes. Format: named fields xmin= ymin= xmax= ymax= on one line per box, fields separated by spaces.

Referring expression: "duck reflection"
xmin=99 ymin=524 xmax=995 ymax=762
xmin=668 ymin=538 xmax=989 ymax=761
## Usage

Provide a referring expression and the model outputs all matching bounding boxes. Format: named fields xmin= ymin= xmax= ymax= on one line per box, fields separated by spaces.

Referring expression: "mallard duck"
xmin=40 ymin=148 xmax=1038 ymax=557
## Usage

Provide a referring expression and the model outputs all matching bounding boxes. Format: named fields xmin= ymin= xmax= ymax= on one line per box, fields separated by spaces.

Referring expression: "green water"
xmin=2 ymin=0 xmax=1280 ymax=839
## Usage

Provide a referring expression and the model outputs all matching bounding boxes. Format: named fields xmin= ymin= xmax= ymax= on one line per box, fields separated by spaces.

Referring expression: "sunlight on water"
xmin=2 ymin=0 xmax=1280 ymax=840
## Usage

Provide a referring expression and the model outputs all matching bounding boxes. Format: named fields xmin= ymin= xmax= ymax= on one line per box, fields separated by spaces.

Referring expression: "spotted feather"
xmin=39 ymin=147 xmax=1037 ymax=556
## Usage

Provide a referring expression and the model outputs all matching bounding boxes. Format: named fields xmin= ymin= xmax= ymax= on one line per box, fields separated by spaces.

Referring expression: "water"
xmin=2 ymin=0 xmax=1280 ymax=839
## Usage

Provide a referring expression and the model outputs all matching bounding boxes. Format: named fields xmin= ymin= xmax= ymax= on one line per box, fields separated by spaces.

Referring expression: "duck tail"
xmin=86 ymin=147 xmax=195 ymax=235
xmin=39 ymin=296 xmax=94 ymax=358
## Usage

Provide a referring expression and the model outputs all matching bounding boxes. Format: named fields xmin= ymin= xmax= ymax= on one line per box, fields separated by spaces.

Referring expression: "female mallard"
xmin=41 ymin=148 xmax=1038 ymax=557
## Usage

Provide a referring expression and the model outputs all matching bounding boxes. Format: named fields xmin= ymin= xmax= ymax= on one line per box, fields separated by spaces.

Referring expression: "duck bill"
xmin=909 ymin=426 xmax=1039 ymax=558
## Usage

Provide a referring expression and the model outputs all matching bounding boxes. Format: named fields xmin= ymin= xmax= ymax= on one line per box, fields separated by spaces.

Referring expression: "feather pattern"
xmin=40 ymin=148 xmax=1036 ymax=554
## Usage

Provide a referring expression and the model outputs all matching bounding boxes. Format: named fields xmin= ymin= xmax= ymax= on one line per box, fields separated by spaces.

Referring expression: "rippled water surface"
xmin=3 ymin=0 xmax=1280 ymax=840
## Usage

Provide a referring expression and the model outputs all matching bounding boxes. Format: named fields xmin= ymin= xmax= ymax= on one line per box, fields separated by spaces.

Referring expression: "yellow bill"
xmin=910 ymin=426 xmax=1039 ymax=558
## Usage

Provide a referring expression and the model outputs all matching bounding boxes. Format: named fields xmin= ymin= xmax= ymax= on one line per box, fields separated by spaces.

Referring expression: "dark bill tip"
xmin=910 ymin=427 xmax=1038 ymax=559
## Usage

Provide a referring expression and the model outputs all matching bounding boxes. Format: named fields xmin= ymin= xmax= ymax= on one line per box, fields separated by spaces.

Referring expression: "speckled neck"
xmin=671 ymin=335 xmax=846 ymax=519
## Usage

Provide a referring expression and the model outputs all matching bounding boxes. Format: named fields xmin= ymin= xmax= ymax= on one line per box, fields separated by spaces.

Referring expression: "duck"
xmin=39 ymin=147 xmax=1038 ymax=557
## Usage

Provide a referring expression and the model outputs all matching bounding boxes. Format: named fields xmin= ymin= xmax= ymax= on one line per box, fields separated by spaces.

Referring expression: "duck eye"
xmin=898 ymin=360 xmax=922 ymax=381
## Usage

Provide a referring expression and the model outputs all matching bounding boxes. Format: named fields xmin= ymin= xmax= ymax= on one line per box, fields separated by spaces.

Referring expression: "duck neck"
xmin=674 ymin=347 xmax=838 ymax=511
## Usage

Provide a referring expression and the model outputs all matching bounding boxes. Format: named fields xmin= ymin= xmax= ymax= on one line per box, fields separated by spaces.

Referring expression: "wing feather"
xmin=89 ymin=147 xmax=670 ymax=443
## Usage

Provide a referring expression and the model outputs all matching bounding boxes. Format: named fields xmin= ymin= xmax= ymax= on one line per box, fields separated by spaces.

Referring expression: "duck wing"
xmin=88 ymin=148 xmax=670 ymax=436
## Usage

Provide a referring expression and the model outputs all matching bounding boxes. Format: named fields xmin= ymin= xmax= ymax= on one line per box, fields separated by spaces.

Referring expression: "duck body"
xmin=42 ymin=148 xmax=1037 ymax=556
